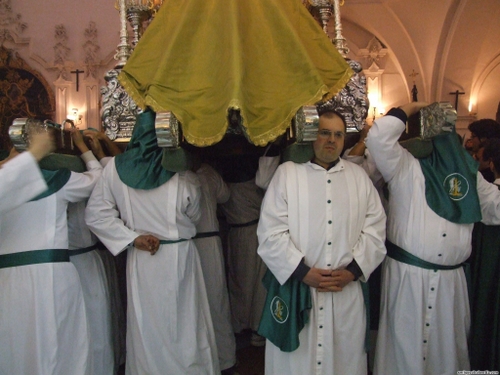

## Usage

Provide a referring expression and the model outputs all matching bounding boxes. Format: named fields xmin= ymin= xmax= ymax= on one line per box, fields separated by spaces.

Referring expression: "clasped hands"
xmin=133 ymin=234 xmax=160 ymax=255
xmin=303 ymin=267 xmax=355 ymax=292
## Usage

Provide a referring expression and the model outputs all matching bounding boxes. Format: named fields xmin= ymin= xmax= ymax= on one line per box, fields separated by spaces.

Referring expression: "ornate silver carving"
xmin=9 ymin=118 xmax=62 ymax=151
xmin=419 ymin=102 xmax=457 ymax=140
xmin=317 ymin=60 xmax=369 ymax=131
xmin=126 ymin=4 xmax=151 ymax=48
xmin=293 ymin=106 xmax=320 ymax=144
xmin=155 ymin=111 xmax=181 ymax=148
xmin=307 ymin=1 xmax=333 ymax=34
xmin=114 ymin=0 xmax=132 ymax=67
xmin=331 ymin=0 xmax=349 ymax=58
xmin=100 ymin=68 xmax=141 ymax=141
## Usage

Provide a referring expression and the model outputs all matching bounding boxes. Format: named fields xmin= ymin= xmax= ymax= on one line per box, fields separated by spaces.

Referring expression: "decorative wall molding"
xmin=83 ymin=21 xmax=100 ymax=80
xmin=358 ymin=37 xmax=388 ymax=69
xmin=0 ymin=0 xmax=29 ymax=47
xmin=53 ymin=24 xmax=71 ymax=80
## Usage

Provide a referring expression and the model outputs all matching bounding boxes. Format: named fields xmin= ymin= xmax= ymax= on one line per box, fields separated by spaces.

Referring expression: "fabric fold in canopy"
xmin=119 ymin=0 xmax=353 ymax=147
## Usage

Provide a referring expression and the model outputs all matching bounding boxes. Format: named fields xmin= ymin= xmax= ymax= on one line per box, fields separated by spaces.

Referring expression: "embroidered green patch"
xmin=271 ymin=296 xmax=289 ymax=324
xmin=443 ymin=173 xmax=469 ymax=201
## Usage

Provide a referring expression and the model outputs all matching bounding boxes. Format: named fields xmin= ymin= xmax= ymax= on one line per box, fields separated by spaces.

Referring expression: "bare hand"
xmin=133 ymin=234 xmax=160 ymax=255
xmin=85 ymin=133 xmax=106 ymax=160
xmin=359 ymin=122 xmax=372 ymax=142
xmin=70 ymin=128 xmax=89 ymax=153
xmin=399 ymin=102 xmax=429 ymax=118
xmin=83 ymin=129 xmax=104 ymax=140
xmin=28 ymin=131 xmax=55 ymax=161
xmin=319 ymin=269 xmax=355 ymax=292
xmin=302 ymin=267 xmax=342 ymax=292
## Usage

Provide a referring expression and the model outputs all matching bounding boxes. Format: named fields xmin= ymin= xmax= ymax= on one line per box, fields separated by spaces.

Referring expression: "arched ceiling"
xmin=337 ymin=0 xmax=500 ymax=117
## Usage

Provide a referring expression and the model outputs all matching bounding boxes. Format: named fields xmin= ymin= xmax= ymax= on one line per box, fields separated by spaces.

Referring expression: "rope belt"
xmin=159 ymin=238 xmax=189 ymax=245
xmin=0 ymin=249 xmax=70 ymax=269
xmin=386 ymin=240 xmax=464 ymax=270
xmin=69 ymin=244 xmax=97 ymax=256
xmin=229 ymin=218 xmax=259 ymax=228
xmin=193 ymin=231 xmax=220 ymax=239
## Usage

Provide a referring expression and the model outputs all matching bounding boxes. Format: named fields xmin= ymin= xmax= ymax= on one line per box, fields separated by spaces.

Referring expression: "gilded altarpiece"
xmin=0 ymin=46 xmax=55 ymax=149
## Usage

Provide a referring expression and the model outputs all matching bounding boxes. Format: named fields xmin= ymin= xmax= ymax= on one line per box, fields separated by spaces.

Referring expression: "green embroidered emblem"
xmin=271 ymin=296 xmax=289 ymax=324
xmin=443 ymin=173 xmax=469 ymax=201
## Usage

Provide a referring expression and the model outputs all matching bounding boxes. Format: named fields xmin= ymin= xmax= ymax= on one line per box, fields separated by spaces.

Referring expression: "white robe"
xmin=0 ymin=151 xmax=102 ymax=375
xmin=220 ymin=178 xmax=267 ymax=333
xmin=85 ymin=159 xmax=219 ymax=375
xmin=0 ymin=151 xmax=47 ymax=214
xmin=367 ymin=114 xmax=500 ymax=375
xmin=256 ymin=155 xmax=280 ymax=190
xmin=193 ymin=163 xmax=236 ymax=371
xmin=257 ymin=160 xmax=387 ymax=375
xmin=96 ymin=155 xmax=127 ymax=370
xmin=68 ymin=200 xmax=114 ymax=375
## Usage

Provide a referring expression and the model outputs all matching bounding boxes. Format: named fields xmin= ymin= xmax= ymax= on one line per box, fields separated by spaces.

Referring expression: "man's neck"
xmin=312 ymin=158 xmax=340 ymax=170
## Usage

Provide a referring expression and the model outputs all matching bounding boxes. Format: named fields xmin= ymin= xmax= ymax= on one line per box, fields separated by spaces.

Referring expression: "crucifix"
xmin=409 ymin=69 xmax=419 ymax=102
xmin=70 ymin=69 xmax=85 ymax=92
xmin=449 ymin=89 xmax=465 ymax=110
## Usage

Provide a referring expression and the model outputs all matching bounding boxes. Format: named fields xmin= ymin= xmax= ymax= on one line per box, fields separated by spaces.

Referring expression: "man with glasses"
xmin=257 ymin=110 xmax=387 ymax=375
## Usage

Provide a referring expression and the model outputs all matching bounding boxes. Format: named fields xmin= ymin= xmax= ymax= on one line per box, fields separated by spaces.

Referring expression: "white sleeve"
xmin=85 ymin=162 xmax=138 ymax=255
xmin=181 ymin=170 xmax=202 ymax=225
xmin=63 ymin=150 xmax=103 ymax=203
xmin=366 ymin=115 xmax=414 ymax=183
xmin=0 ymin=152 xmax=47 ymax=214
xmin=255 ymin=155 xmax=280 ymax=190
xmin=477 ymin=172 xmax=500 ymax=225
xmin=350 ymin=174 xmax=387 ymax=281
xmin=257 ymin=164 xmax=304 ymax=284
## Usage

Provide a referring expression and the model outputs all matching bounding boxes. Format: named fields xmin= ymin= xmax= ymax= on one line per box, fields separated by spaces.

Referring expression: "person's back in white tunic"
xmin=367 ymin=105 xmax=500 ymax=375
xmin=0 ymin=150 xmax=102 ymax=375
xmin=85 ymin=158 xmax=220 ymax=375
xmin=194 ymin=163 xmax=237 ymax=371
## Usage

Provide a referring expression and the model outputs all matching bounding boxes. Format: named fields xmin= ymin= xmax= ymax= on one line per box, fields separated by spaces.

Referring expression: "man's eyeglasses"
xmin=317 ymin=129 xmax=345 ymax=139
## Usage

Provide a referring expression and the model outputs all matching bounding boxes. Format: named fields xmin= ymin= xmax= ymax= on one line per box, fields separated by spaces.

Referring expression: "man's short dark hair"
xmin=483 ymin=138 xmax=500 ymax=174
xmin=468 ymin=119 xmax=500 ymax=140
xmin=319 ymin=110 xmax=347 ymax=132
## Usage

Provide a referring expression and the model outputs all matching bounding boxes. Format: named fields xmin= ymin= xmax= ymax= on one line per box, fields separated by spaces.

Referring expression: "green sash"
xmin=386 ymin=240 xmax=471 ymax=305
xmin=418 ymin=131 xmax=481 ymax=224
xmin=193 ymin=232 xmax=219 ymax=239
xmin=257 ymin=269 xmax=312 ymax=352
xmin=39 ymin=153 xmax=86 ymax=173
xmin=386 ymin=241 xmax=463 ymax=270
xmin=159 ymin=238 xmax=188 ymax=245
xmin=115 ymin=109 xmax=175 ymax=189
xmin=30 ymin=168 xmax=71 ymax=201
xmin=0 ymin=249 xmax=69 ymax=269
xmin=69 ymin=244 xmax=97 ymax=256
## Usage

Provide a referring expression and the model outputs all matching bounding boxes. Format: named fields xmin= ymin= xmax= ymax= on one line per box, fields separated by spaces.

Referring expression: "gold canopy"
xmin=119 ymin=0 xmax=353 ymax=146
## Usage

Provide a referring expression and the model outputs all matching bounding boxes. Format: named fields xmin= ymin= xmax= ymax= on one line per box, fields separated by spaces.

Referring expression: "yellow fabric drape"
xmin=119 ymin=0 xmax=353 ymax=147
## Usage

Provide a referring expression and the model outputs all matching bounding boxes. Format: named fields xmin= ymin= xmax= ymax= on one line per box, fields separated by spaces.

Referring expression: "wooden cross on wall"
xmin=449 ymin=89 xmax=465 ymax=110
xmin=70 ymin=69 xmax=84 ymax=92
